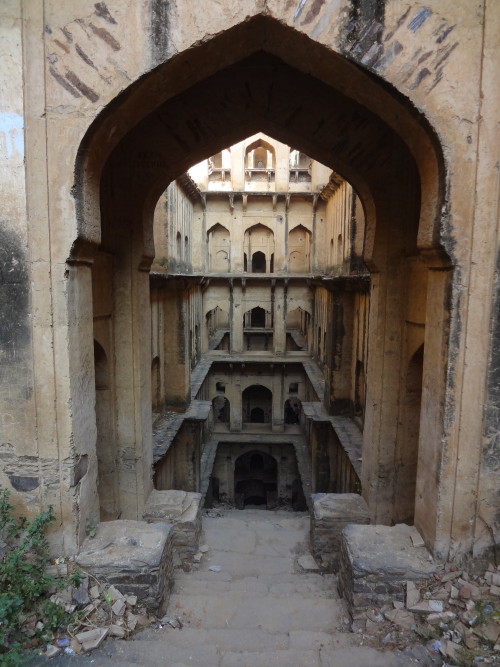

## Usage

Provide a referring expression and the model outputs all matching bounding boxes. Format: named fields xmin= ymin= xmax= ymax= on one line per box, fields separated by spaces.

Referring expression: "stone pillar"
xmin=272 ymin=365 xmax=284 ymax=432
xmin=273 ymin=282 xmax=286 ymax=354
xmin=230 ymin=281 xmax=243 ymax=353
xmin=229 ymin=365 xmax=242 ymax=431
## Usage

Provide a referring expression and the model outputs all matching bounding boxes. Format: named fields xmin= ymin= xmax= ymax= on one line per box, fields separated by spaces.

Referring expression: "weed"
xmin=0 ymin=488 xmax=81 ymax=666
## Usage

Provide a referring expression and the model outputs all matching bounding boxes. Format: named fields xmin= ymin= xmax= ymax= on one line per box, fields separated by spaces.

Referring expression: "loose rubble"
xmin=347 ymin=562 xmax=500 ymax=665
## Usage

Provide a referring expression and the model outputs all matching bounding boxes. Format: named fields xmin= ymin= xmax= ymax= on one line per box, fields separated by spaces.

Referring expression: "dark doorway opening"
xmin=234 ymin=450 xmax=278 ymax=509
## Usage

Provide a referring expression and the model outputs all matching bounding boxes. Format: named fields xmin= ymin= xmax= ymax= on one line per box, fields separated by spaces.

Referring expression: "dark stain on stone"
xmin=54 ymin=39 xmax=70 ymax=54
xmin=61 ymin=26 xmax=73 ymax=42
xmin=65 ymin=71 xmax=99 ymax=102
xmin=375 ymin=40 xmax=403 ymax=69
xmin=343 ymin=0 xmax=386 ymax=66
xmin=484 ymin=247 xmax=500 ymax=471
xmin=302 ymin=0 xmax=325 ymax=25
xmin=427 ymin=67 xmax=444 ymax=93
xmin=411 ymin=67 xmax=431 ymax=90
xmin=285 ymin=0 xmax=295 ymax=10
xmin=408 ymin=7 xmax=431 ymax=32
xmin=151 ymin=0 xmax=170 ymax=64
xmin=8 ymin=475 xmax=40 ymax=492
xmin=434 ymin=42 xmax=458 ymax=70
xmin=384 ymin=6 xmax=410 ymax=41
xmin=76 ymin=44 xmax=96 ymax=69
xmin=417 ymin=51 xmax=432 ymax=65
xmin=436 ymin=23 xmax=455 ymax=44
xmin=0 ymin=222 xmax=30 ymax=359
xmin=94 ymin=2 xmax=117 ymax=24
xmin=89 ymin=23 xmax=121 ymax=51
xmin=49 ymin=66 xmax=81 ymax=97
xmin=45 ymin=25 xmax=52 ymax=34
xmin=73 ymin=454 xmax=88 ymax=486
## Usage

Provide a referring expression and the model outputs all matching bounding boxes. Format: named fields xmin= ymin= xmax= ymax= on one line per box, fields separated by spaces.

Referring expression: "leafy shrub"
xmin=0 ymin=488 xmax=80 ymax=665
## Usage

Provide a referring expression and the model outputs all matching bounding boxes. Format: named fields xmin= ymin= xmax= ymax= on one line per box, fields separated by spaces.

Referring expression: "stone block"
xmin=338 ymin=524 xmax=438 ymax=617
xmin=143 ymin=489 xmax=202 ymax=560
xmin=310 ymin=493 xmax=371 ymax=571
xmin=76 ymin=520 xmax=174 ymax=614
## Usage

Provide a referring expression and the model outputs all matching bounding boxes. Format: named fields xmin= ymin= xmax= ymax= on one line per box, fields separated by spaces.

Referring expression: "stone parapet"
xmin=310 ymin=493 xmax=371 ymax=571
xmin=76 ymin=520 xmax=174 ymax=614
xmin=339 ymin=524 xmax=438 ymax=618
xmin=143 ymin=489 xmax=202 ymax=561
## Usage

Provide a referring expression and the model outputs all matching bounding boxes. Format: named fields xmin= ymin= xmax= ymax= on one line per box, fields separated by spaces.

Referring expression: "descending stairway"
xmin=72 ymin=510 xmax=412 ymax=667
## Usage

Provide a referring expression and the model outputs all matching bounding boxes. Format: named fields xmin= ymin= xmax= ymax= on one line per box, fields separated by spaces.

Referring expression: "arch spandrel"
xmin=74 ymin=15 xmax=446 ymax=266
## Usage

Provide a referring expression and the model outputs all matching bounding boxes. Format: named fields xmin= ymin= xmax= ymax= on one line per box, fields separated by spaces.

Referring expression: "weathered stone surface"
xmin=339 ymin=524 xmax=438 ymax=616
xmin=76 ymin=520 xmax=174 ymax=613
xmin=310 ymin=493 xmax=371 ymax=571
xmin=143 ymin=489 xmax=202 ymax=560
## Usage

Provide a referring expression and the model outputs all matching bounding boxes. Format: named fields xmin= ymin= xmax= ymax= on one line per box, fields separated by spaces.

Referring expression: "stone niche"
xmin=143 ymin=489 xmax=202 ymax=561
xmin=310 ymin=493 xmax=371 ymax=571
xmin=76 ymin=520 xmax=174 ymax=614
xmin=339 ymin=523 xmax=438 ymax=618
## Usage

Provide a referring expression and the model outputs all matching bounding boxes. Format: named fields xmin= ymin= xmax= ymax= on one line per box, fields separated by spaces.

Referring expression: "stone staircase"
xmin=67 ymin=510 xmax=412 ymax=667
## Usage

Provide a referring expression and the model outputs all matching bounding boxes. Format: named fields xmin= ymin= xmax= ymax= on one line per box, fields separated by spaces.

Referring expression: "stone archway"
xmin=70 ymin=15 xmax=449 ymax=551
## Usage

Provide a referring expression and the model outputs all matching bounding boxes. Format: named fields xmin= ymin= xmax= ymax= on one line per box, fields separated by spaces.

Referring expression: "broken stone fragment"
xmin=125 ymin=595 xmax=137 ymax=606
xmin=45 ymin=645 xmax=60 ymax=658
xmin=409 ymin=599 xmax=444 ymax=613
xmin=72 ymin=576 xmax=90 ymax=605
xmin=383 ymin=609 xmax=415 ymax=629
xmin=111 ymin=598 xmax=126 ymax=616
xmin=90 ymin=585 xmax=99 ymax=599
xmin=406 ymin=580 xmax=420 ymax=608
xmin=75 ymin=628 xmax=108 ymax=651
xmin=106 ymin=585 xmax=125 ymax=601
xmin=297 ymin=554 xmax=319 ymax=571
xmin=443 ymin=640 xmax=461 ymax=660
xmin=199 ymin=544 xmax=209 ymax=553
xmin=472 ymin=621 xmax=500 ymax=643
xmin=127 ymin=612 xmax=138 ymax=631
xmin=490 ymin=584 xmax=500 ymax=596
xmin=366 ymin=608 xmax=383 ymax=623
xmin=108 ymin=624 xmax=126 ymax=638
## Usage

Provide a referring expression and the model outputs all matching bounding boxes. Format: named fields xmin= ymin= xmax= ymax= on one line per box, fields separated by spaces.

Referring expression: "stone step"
xmin=136 ymin=626 xmax=291 ymax=651
xmin=173 ymin=575 xmax=340 ymax=599
xmin=163 ymin=592 xmax=343 ymax=633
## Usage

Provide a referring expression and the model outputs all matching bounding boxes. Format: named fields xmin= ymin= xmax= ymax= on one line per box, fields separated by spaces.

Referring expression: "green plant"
xmin=0 ymin=488 xmax=80 ymax=666
xmin=85 ymin=514 xmax=98 ymax=538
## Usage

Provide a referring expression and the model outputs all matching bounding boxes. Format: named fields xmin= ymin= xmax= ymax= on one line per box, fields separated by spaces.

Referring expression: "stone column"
xmin=273 ymin=282 xmax=286 ymax=354
xmin=272 ymin=365 xmax=284 ymax=432
xmin=230 ymin=281 xmax=244 ymax=353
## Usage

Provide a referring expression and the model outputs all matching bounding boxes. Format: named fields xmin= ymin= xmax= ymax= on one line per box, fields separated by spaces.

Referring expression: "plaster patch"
xmin=0 ymin=113 xmax=24 ymax=157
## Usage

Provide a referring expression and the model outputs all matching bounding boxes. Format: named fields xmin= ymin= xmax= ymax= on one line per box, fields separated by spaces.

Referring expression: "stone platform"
xmin=310 ymin=493 xmax=371 ymax=571
xmin=76 ymin=520 xmax=174 ymax=613
xmin=339 ymin=523 xmax=438 ymax=618
xmin=143 ymin=489 xmax=202 ymax=561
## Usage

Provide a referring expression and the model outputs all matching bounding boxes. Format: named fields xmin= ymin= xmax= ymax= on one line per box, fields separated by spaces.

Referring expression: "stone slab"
xmin=310 ymin=493 xmax=371 ymax=571
xmin=339 ymin=523 xmax=438 ymax=616
xmin=143 ymin=489 xmax=202 ymax=560
xmin=76 ymin=520 xmax=174 ymax=613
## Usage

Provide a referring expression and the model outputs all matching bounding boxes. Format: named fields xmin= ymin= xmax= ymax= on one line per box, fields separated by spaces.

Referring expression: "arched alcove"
xmin=242 ymin=385 xmax=272 ymax=424
xmin=244 ymin=224 xmax=275 ymax=274
xmin=212 ymin=395 xmax=230 ymax=423
xmin=71 ymin=14 xmax=450 ymax=547
xmin=207 ymin=223 xmax=230 ymax=272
